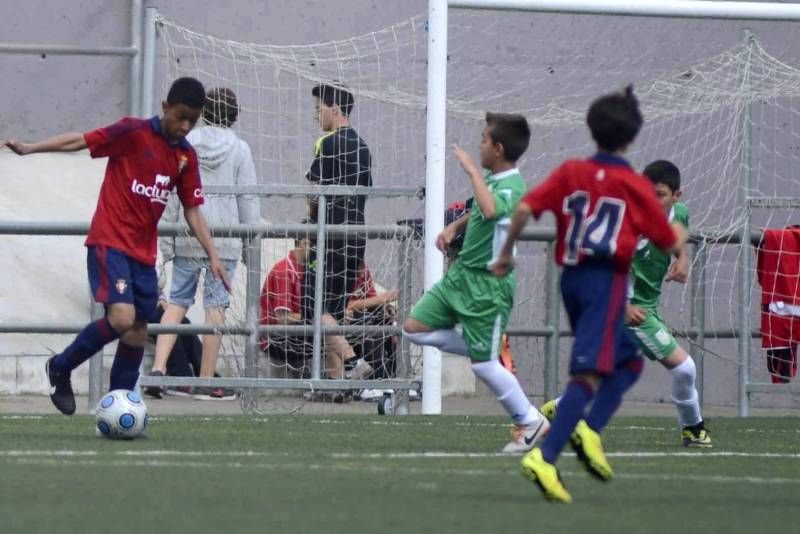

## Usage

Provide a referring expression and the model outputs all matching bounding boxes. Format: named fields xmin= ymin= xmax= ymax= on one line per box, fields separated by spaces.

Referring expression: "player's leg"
xmin=195 ymin=259 xmax=237 ymax=400
xmin=47 ymin=246 xmax=136 ymax=414
xmin=110 ymin=258 xmax=159 ymax=391
xmin=530 ymin=266 xmax=627 ymax=489
xmin=402 ymin=266 xmax=466 ymax=355
xmin=456 ymin=271 xmax=547 ymax=452
xmin=661 ymin=346 xmax=711 ymax=447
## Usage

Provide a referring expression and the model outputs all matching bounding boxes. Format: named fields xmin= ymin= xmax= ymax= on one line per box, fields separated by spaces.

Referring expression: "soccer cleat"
xmin=540 ymin=399 xmax=558 ymax=422
xmin=682 ymin=420 xmax=712 ymax=448
xmin=520 ymin=448 xmax=572 ymax=503
xmin=570 ymin=420 xmax=613 ymax=481
xmin=143 ymin=370 xmax=165 ymax=399
xmin=502 ymin=417 xmax=551 ymax=453
xmin=499 ymin=333 xmax=517 ymax=374
xmin=46 ymin=356 xmax=76 ymax=415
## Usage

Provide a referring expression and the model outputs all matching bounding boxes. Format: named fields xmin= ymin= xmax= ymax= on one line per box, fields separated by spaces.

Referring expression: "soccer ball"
xmin=95 ymin=389 xmax=148 ymax=440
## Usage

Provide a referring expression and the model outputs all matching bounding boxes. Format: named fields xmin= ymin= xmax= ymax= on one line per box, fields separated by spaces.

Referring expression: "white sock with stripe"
xmin=471 ymin=360 xmax=542 ymax=426
xmin=670 ymin=356 xmax=702 ymax=427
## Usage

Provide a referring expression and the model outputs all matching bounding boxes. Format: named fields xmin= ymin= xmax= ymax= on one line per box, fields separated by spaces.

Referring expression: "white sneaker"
xmin=502 ymin=417 xmax=551 ymax=454
xmin=358 ymin=388 xmax=384 ymax=401
xmin=345 ymin=359 xmax=374 ymax=380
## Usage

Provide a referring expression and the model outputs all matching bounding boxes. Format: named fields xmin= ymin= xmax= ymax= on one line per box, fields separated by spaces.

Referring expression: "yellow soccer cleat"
xmin=520 ymin=448 xmax=573 ymax=503
xmin=570 ymin=420 xmax=613 ymax=482
xmin=540 ymin=399 xmax=558 ymax=422
xmin=682 ymin=420 xmax=713 ymax=448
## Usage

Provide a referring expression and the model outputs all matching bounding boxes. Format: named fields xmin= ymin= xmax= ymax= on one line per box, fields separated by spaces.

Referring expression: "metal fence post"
xmin=311 ymin=196 xmax=327 ymax=380
xmin=242 ymin=233 xmax=262 ymax=408
xmin=141 ymin=7 xmax=158 ymax=117
xmin=543 ymin=241 xmax=560 ymax=401
xmin=394 ymin=233 xmax=413 ymax=415
xmin=128 ymin=0 xmax=143 ymax=117
xmin=738 ymin=28 xmax=755 ymax=417
xmin=690 ymin=240 xmax=707 ymax=406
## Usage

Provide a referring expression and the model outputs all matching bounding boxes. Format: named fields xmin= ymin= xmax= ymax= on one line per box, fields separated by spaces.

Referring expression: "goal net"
xmin=153 ymin=9 xmax=800 ymax=411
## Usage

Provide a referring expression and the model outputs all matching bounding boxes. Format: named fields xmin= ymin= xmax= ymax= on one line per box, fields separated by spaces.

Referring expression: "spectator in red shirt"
xmin=2 ymin=77 xmax=231 ymax=416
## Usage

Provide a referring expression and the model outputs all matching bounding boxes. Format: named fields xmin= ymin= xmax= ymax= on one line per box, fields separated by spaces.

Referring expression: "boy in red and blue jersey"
xmin=3 ymin=77 xmax=231 ymax=416
xmin=493 ymin=86 xmax=686 ymax=502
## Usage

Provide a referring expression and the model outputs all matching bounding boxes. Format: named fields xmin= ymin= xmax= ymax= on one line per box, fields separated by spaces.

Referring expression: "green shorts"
xmin=409 ymin=262 xmax=514 ymax=361
xmin=627 ymin=310 xmax=679 ymax=361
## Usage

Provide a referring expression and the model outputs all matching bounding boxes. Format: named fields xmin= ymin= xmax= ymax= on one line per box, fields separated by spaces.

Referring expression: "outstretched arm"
xmin=451 ymin=144 xmax=496 ymax=219
xmin=491 ymin=202 xmax=533 ymax=276
xmin=184 ymin=206 xmax=232 ymax=291
xmin=3 ymin=132 xmax=87 ymax=155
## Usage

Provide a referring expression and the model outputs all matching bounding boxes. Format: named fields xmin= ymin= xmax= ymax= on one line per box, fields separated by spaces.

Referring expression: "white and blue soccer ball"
xmin=95 ymin=389 xmax=148 ymax=440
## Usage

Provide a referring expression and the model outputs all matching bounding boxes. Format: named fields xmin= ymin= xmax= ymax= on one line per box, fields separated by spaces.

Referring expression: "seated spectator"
xmin=344 ymin=262 xmax=398 ymax=381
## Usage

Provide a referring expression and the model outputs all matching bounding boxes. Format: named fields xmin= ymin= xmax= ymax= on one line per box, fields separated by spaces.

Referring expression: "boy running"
xmin=494 ymin=87 xmax=686 ymax=502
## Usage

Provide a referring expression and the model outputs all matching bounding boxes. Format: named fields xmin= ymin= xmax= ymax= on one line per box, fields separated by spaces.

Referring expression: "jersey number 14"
xmin=562 ymin=191 xmax=625 ymax=264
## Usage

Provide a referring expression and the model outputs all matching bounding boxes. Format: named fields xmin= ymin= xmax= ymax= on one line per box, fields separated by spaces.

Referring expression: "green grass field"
xmin=1 ymin=414 xmax=798 ymax=534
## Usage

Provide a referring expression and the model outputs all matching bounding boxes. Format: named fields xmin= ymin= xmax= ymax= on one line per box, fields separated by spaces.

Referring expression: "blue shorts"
xmin=87 ymin=245 xmax=158 ymax=322
xmin=560 ymin=263 xmax=641 ymax=376
xmin=169 ymin=256 xmax=237 ymax=309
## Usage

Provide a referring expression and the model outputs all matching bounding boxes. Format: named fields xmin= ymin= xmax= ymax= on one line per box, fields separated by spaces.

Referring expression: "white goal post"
xmin=424 ymin=0 xmax=800 ymax=415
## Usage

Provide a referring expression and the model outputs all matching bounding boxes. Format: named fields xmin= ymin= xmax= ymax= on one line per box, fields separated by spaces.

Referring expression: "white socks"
xmin=471 ymin=360 xmax=541 ymax=426
xmin=670 ymin=356 xmax=702 ymax=427
xmin=403 ymin=328 xmax=469 ymax=356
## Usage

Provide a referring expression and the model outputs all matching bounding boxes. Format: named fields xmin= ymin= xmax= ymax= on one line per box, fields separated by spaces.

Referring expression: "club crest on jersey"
xmin=178 ymin=155 xmax=188 ymax=173
xmin=115 ymin=279 xmax=128 ymax=295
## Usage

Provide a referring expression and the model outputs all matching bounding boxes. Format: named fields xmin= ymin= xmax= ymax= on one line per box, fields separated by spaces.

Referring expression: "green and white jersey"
xmin=629 ymin=202 xmax=689 ymax=310
xmin=458 ymin=168 xmax=527 ymax=270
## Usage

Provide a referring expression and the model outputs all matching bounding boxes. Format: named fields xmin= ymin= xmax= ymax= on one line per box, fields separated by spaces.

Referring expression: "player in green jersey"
xmin=403 ymin=113 xmax=548 ymax=453
xmin=627 ymin=160 xmax=710 ymax=447
xmin=541 ymin=160 xmax=711 ymax=447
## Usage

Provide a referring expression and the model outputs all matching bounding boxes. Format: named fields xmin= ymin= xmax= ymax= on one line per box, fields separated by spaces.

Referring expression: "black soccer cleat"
xmin=46 ymin=356 xmax=76 ymax=415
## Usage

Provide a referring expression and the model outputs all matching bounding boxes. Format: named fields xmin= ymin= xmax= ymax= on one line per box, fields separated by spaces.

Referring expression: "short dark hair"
xmin=485 ymin=112 xmax=531 ymax=163
xmin=643 ymin=160 xmax=681 ymax=192
xmin=312 ymin=83 xmax=355 ymax=116
xmin=587 ymin=85 xmax=642 ymax=152
xmin=166 ymin=77 xmax=206 ymax=109
xmin=203 ymin=87 xmax=239 ymax=127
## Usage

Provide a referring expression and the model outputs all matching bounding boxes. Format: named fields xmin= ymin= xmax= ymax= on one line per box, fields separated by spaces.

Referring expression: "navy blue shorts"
xmin=560 ymin=263 xmax=641 ymax=376
xmin=87 ymin=245 xmax=158 ymax=322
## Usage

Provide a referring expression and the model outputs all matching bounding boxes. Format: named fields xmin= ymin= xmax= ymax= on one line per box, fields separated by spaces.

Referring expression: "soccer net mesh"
xmin=153 ymin=9 xmax=800 ymax=410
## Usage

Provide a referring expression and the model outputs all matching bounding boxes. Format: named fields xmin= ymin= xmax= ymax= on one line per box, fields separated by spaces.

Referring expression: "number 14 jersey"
xmin=522 ymin=152 xmax=675 ymax=271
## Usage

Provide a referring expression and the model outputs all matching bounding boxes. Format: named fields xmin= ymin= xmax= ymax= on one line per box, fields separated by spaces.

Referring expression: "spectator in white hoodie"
xmin=149 ymin=87 xmax=260 ymax=401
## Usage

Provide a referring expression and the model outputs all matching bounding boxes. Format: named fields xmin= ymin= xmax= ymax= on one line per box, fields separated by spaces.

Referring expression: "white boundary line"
xmin=1 ymin=449 xmax=798 ymax=459
xmin=3 ymin=457 xmax=799 ymax=485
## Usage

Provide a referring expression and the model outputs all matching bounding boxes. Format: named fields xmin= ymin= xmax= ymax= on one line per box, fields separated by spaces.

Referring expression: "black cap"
xmin=312 ymin=83 xmax=355 ymax=116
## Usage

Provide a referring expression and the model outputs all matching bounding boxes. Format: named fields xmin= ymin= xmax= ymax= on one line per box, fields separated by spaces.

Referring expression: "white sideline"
xmin=3 ymin=457 xmax=800 ymax=485
xmin=1 ymin=449 xmax=798 ymax=459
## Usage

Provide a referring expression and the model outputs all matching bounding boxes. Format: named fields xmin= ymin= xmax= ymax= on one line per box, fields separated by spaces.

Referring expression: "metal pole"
xmin=128 ymin=0 xmax=143 ymax=117
xmin=422 ymin=0 xmax=448 ymax=415
xmin=738 ymin=28 xmax=755 ymax=417
xmin=87 ymin=294 xmax=104 ymax=413
xmin=394 ymin=235 xmax=414 ymax=415
xmin=449 ymin=0 xmax=800 ymax=21
xmin=243 ymin=234 xmax=262 ymax=409
xmin=690 ymin=240 xmax=707 ymax=406
xmin=311 ymin=197 xmax=327 ymax=380
xmin=141 ymin=7 xmax=158 ymax=117
xmin=543 ymin=241 xmax=560 ymax=401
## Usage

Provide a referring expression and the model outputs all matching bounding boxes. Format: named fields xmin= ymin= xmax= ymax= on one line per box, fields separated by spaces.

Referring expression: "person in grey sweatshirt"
xmin=148 ymin=87 xmax=260 ymax=401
